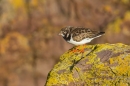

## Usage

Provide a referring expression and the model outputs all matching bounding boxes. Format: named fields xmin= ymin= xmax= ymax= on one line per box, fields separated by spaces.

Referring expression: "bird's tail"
xmin=95 ymin=32 xmax=105 ymax=38
xmin=98 ymin=32 xmax=105 ymax=35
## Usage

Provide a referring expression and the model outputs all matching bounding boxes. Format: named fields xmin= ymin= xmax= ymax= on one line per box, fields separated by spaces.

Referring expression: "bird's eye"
xmin=64 ymin=31 xmax=67 ymax=34
xmin=87 ymin=30 xmax=91 ymax=32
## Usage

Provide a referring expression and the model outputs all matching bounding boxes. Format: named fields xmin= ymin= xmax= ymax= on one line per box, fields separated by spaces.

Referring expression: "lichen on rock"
xmin=45 ymin=43 xmax=130 ymax=86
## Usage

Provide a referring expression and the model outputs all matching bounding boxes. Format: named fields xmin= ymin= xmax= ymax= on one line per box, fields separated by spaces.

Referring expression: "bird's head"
xmin=59 ymin=26 xmax=73 ymax=37
xmin=59 ymin=29 xmax=66 ymax=37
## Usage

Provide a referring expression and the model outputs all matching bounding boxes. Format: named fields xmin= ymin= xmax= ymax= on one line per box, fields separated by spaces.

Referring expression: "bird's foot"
xmin=69 ymin=44 xmax=86 ymax=53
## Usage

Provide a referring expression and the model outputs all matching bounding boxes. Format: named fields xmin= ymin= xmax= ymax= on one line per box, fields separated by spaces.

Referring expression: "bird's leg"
xmin=78 ymin=44 xmax=86 ymax=53
xmin=70 ymin=44 xmax=86 ymax=53
xmin=70 ymin=46 xmax=80 ymax=53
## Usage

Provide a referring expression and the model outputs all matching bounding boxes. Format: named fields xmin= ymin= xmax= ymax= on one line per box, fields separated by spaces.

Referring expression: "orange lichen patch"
xmin=69 ymin=44 xmax=86 ymax=54
xmin=45 ymin=43 xmax=130 ymax=86
xmin=0 ymin=32 xmax=30 ymax=54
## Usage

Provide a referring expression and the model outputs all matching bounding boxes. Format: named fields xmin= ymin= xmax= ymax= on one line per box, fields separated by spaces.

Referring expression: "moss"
xmin=45 ymin=43 xmax=130 ymax=86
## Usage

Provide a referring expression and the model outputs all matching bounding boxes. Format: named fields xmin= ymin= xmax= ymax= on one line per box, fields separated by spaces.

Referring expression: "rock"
xmin=45 ymin=43 xmax=130 ymax=86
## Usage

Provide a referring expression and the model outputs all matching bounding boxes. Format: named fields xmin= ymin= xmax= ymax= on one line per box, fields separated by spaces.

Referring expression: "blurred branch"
xmin=56 ymin=0 xmax=71 ymax=19
xmin=56 ymin=0 xmax=79 ymax=20
xmin=3 ymin=78 xmax=8 ymax=86
xmin=70 ymin=0 xmax=79 ymax=20
xmin=0 ymin=0 xmax=2 ymax=16
xmin=25 ymin=0 xmax=38 ymax=86
xmin=25 ymin=0 xmax=31 ymax=30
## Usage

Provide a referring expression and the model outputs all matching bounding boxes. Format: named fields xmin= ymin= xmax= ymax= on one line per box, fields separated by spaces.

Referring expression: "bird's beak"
xmin=59 ymin=32 xmax=62 ymax=35
xmin=59 ymin=33 xmax=61 ymax=35
xmin=59 ymin=32 xmax=64 ymax=36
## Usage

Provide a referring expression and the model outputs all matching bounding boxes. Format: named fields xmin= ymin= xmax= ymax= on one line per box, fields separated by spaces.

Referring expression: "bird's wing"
xmin=71 ymin=27 xmax=101 ymax=42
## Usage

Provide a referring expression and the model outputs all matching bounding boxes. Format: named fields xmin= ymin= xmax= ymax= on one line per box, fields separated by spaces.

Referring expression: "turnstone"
xmin=59 ymin=26 xmax=105 ymax=45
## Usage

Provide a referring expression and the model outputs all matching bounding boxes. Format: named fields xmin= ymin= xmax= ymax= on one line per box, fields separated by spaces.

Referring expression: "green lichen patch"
xmin=45 ymin=43 xmax=130 ymax=86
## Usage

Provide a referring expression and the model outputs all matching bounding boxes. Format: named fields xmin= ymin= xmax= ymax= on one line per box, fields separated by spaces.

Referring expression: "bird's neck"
xmin=63 ymin=34 xmax=71 ymax=41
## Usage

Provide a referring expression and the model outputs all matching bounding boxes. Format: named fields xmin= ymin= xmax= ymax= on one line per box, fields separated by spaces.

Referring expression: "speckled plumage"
xmin=59 ymin=26 xmax=105 ymax=45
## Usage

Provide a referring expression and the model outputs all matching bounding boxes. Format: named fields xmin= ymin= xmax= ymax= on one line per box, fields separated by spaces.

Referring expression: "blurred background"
xmin=0 ymin=0 xmax=130 ymax=86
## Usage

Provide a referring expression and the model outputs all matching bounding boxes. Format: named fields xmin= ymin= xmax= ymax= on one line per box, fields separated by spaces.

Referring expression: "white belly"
xmin=67 ymin=35 xmax=102 ymax=45
xmin=68 ymin=37 xmax=94 ymax=45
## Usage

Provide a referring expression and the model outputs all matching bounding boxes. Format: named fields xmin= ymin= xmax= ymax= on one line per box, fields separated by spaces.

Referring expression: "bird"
xmin=59 ymin=26 xmax=105 ymax=52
